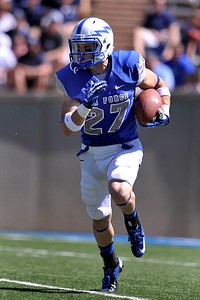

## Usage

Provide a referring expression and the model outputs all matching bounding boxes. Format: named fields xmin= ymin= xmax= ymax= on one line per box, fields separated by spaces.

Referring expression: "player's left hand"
xmin=82 ymin=80 xmax=107 ymax=109
xmin=139 ymin=107 xmax=169 ymax=128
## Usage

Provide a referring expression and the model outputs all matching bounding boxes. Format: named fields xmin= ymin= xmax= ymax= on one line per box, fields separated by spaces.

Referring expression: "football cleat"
xmin=125 ymin=217 xmax=145 ymax=258
xmin=101 ymin=258 xmax=123 ymax=292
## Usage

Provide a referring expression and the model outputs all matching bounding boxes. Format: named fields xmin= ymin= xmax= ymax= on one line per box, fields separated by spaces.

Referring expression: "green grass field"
xmin=0 ymin=233 xmax=200 ymax=300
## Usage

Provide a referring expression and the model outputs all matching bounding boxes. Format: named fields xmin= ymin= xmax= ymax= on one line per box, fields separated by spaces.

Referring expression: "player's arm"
xmin=138 ymin=68 xmax=170 ymax=107
xmin=60 ymin=80 xmax=107 ymax=136
xmin=60 ymin=96 xmax=89 ymax=136
xmin=137 ymin=68 xmax=171 ymax=127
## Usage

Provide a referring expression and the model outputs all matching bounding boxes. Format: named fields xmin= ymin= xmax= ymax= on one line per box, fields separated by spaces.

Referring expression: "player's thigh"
xmin=80 ymin=154 xmax=111 ymax=220
xmin=107 ymin=139 xmax=143 ymax=186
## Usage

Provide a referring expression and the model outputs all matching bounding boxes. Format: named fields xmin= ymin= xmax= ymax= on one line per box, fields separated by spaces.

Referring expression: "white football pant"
xmin=79 ymin=138 xmax=143 ymax=220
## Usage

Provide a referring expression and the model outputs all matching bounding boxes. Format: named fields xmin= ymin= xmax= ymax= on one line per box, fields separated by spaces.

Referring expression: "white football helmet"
xmin=68 ymin=17 xmax=114 ymax=72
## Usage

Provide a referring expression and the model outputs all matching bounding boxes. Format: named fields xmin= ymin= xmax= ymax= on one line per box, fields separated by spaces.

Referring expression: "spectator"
xmin=12 ymin=33 xmax=28 ymax=59
xmin=164 ymin=43 xmax=197 ymax=93
xmin=0 ymin=32 xmax=17 ymax=89
xmin=13 ymin=8 xmax=30 ymax=38
xmin=41 ymin=0 xmax=61 ymax=9
xmin=78 ymin=0 xmax=92 ymax=19
xmin=0 ymin=0 xmax=17 ymax=36
xmin=60 ymin=0 xmax=79 ymax=23
xmin=40 ymin=9 xmax=66 ymax=70
xmin=3 ymin=0 xmax=91 ymax=92
xmin=181 ymin=8 xmax=200 ymax=65
xmin=146 ymin=50 xmax=175 ymax=91
xmin=11 ymin=30 xmax=52 ymax=94
xmin=15 ymin=0 xmax=46 ymax=27
xmin=59 ymin=0 xmax=92 ymax=37
xmin=132 ymin=0 xmax=181 ymax=60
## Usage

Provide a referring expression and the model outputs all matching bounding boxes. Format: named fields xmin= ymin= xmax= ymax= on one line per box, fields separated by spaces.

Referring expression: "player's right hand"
xmin=82 ymin=80 xmax=107 ymax=108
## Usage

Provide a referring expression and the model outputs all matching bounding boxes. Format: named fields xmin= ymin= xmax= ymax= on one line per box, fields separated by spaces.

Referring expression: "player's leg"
xmin=93 ymin=214 xmax=123 ymax=292
xmin=93 ymin=213 xmax=114 ymax=247
xmin=79 ymin=150 xmax=123 ymax=292
xmin=109 ymin=180 xmax=145 ymax=257
xmin=107 ymin=139 xmax=145 ymax=257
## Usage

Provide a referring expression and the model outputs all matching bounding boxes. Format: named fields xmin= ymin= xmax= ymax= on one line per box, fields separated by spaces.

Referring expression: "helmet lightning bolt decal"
xmin=92 ymin=26 xmax=112 ymax=37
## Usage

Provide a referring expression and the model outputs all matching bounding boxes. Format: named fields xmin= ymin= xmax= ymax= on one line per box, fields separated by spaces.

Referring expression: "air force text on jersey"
xmin=96 ymin=92 xmax=129 ymax=105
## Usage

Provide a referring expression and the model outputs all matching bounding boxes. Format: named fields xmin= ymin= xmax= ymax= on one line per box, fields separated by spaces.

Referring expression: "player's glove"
xmin=139 ymin=105 xmax=170 ymax=128
xmin=82 ymin=80 xmax=107 ymax=109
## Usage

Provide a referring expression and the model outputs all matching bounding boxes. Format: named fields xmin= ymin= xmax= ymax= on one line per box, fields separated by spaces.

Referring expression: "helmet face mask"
xmin=69 ymin=37 xmax=102 ymax=70
xmin=68 ymin=17 xmax=114 ymax=72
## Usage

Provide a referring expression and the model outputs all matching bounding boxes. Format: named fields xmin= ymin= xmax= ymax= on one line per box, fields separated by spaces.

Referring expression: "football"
xmin=134 ymin=89 xmax=162 ymax=125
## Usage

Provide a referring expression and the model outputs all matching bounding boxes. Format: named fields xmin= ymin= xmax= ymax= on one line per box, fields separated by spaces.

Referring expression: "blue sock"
xmin=99 ymin=242 xmax=118 ymax=269
xmin=99 ymin=242 xmax=114 ymax=255
xmin=124 ymin=209 xmax=140 ymax=227
xmin=124 ymin=209 xmax=137 ymax=220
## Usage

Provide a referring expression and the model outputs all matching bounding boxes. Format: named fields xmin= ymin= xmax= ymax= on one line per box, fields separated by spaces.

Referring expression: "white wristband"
xmin=162 ymin=104 xmax=170 ymax=117
xmin=157 ymin=87 xmax=171 ymax=97
xmin=77 ymin=104 xmax=91 ymax=118
xmin=64 ymin=112 xmax=83 ymax=132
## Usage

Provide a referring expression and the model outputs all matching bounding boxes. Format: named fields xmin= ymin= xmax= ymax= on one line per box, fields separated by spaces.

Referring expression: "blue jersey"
xmin=56 ymin=50 xmax=144 ymax=146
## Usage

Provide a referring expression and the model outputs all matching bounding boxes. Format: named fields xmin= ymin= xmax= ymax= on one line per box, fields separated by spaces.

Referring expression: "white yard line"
xmin=0 ymin=246 xmax=199 ymax=267
xmin=0 ymin=278 xmax=149 ymax=300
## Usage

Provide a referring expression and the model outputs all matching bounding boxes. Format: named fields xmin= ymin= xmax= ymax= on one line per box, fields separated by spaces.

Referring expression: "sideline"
xmin=0 ymin=278 xmax=149 ymax=300
xmin=0 ymin=230 xmax=200 ymax=248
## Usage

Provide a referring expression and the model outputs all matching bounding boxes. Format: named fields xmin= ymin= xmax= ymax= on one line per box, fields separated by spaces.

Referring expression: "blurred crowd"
xmin=0 ymin=0 xmax=91 ymax=94
xmin=133 ymin=0 xmax=200 ymax=94
xmin=1 ymin=0 xmax=200 ymax=94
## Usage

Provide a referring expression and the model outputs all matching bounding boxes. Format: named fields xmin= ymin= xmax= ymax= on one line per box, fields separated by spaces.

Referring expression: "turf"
xmin=0 ymin=234 xmax=200 ymax=300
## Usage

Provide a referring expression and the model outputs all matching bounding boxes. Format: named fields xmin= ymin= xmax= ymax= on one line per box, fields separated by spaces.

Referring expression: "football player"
xmin=55 ymin=17 xmax=171 ymax=292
